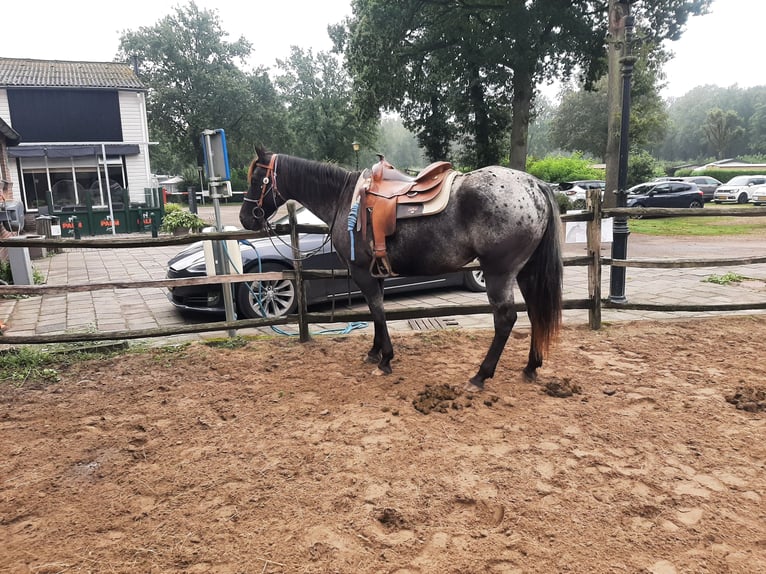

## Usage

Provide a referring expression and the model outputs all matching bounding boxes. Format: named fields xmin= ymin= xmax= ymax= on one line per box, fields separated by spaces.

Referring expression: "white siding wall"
xmin=0 ymin=89 xmax=20 ymax=196
xmin=119 ymin=90 xmax=153 ymax=203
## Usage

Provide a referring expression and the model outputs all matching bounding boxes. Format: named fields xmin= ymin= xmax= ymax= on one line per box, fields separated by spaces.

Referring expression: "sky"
xmin=1 ymin=0 xmax=761 ymax=100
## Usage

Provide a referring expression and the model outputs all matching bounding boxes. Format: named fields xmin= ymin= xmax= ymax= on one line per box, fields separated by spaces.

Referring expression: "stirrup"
xmin=370 ymin=254 xmax=397 ymax=278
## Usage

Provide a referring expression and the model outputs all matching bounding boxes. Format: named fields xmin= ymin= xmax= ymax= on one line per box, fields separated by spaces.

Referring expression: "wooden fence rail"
xmin=1 ymin=198 xmax=765 ymax=345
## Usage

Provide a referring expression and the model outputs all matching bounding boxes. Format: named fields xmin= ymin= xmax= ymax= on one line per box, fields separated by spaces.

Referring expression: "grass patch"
xmin=0 ymin=341 xmax=133 ymax=388
xmin=628 ymin=203 xmax=766 ymax=236
xmin=629 ymin=215 xmax=766 ymax=236
xmin=702 ymin=272 xmax=746 ymax=286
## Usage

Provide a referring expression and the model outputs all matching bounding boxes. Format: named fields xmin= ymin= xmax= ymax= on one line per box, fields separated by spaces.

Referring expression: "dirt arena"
xmin=1 ymin=315 xmax=765 ymax=573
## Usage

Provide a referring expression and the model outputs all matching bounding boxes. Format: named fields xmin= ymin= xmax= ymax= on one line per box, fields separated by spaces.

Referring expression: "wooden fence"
xmin=2 ymin=197 xmax=766 ymax=346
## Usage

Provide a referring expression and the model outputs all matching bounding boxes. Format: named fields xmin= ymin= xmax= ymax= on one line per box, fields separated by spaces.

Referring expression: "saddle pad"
xmin=396 ymin=170 xmax=459 ymax=219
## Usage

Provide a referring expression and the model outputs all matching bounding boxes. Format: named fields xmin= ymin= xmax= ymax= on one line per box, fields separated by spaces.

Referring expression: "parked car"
xmin=166 ymin=207 xmax=486 ymax=318
xmin=655 ymin=176 xmax=721 ymax=202
xmin=626 ymin=181 xmax=704 ymax=211
xmin=748 ymin=184 xmax=766 ymax=205
xmin=555 ymin=180 xmax=606 ymax=210
xmin=712 ymin=175 xmax=766 ymax=204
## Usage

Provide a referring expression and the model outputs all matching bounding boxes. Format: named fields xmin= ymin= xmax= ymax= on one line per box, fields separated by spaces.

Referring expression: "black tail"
xmin=519 ymin=183 xmax=563 ymax=357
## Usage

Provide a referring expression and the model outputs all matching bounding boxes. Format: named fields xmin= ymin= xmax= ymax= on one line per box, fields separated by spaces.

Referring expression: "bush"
xmin=160 ymin=208 xmax=209 ymax=233
xmin=627 ymin=150 xmax=662 ymax=187
xmin=673 ymin=168 xmax=766 ymax=183
xmin=554 ymin=193 xmax=573 ymax=214
xmin=527 ymin=153 xmax=604 ymax=184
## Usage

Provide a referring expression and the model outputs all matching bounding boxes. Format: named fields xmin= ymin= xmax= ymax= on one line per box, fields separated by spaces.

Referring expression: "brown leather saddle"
xmin=358 ymin=155 xmax=455 ymax=277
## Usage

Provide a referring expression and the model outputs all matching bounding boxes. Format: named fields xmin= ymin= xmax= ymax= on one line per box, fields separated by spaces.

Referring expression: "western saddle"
xmin=354 ymin=155 xmax=455 ymax=277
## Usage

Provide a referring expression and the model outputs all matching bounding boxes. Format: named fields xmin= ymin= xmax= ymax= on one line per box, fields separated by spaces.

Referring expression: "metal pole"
xmin=609 ymin=9 xmax=635 ymax=304
xmin=202 ymin=131 xmax=237 ymax=336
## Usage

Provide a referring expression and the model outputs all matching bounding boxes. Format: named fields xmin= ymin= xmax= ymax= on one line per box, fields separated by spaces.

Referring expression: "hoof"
xmin=365 ymin=353 xmax=381 ymax=364
xmin=522 ymin=369 xmax=537 ymax=383
xmin=463 ymin=382 xmax=484 ymax=393
xmin=371 ymin=367 xmax=390 ymax=376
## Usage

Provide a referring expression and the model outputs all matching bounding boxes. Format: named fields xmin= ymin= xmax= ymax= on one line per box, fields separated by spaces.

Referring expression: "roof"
xmin=0 ymin=58 xmax=145 ymax=90
xmin=0 ymin=117 xmax=20 ymax=145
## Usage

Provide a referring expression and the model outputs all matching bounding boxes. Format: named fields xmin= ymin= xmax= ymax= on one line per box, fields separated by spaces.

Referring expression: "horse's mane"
xmin=249 ymin=152 xmax=354 ymax=203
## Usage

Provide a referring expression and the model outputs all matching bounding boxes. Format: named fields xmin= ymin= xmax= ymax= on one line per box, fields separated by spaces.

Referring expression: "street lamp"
xmin=609 ymin=3 xmax=637 ymax=304
xmin=352 ymin=141 xmax=360 ymax=170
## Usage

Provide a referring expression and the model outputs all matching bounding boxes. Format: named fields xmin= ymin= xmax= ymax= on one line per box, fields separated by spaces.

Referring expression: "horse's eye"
xmin=262 ymin=177 xmax=269 ymax=185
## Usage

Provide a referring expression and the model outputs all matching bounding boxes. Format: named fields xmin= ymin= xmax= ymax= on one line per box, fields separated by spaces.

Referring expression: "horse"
xmin=239 ymin=147 xmax=563 ymax=391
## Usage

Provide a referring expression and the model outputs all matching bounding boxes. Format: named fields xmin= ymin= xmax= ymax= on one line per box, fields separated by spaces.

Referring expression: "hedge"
xmin=672 ymin=168 xmax=766 ymax=182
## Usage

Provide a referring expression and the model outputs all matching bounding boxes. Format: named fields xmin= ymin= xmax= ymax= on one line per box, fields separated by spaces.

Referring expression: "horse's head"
xmin=239 ymin=146 xmax=286 ymax=230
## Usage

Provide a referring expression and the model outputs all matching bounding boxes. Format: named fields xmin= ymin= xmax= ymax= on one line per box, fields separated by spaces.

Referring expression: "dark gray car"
xmin=658 ymin=176 xmax=721 ymax=202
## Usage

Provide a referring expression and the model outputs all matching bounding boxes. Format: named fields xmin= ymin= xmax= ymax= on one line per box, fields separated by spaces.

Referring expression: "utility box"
xmin=7 ymin=237 xmax=34 ymax=285
xmin=36 ymin=215 xmax=62 ymax=254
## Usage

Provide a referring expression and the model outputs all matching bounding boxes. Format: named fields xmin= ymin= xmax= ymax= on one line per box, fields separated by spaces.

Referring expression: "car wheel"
xmin=236 ymin=263 xmax=297 ymax=319
xmin=573 ymin=199 xmax=586 ymax=210
xmin=713 ymin=200 xmax=721 ymax=204
xmin=754 ymin=202 xmax=762 ymax=206
xmin=689 ymin=200 xmax=703 ymax=209
xmin=737 ymin=193 xmax=749 ymax=204
xmin=463 ymin=269 xmax=486 ymax=292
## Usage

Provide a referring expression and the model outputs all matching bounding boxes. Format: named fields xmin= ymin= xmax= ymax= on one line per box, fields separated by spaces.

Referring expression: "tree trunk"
xmin=469 ymin=74 xmax=493 ymax=167
xmin=604 ymin=0 xmax=629 ymax=208
xmin=509 ymin=70 xmax=532 ymax=171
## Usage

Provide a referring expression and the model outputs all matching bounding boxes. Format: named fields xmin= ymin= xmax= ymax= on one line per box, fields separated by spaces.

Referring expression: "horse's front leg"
xmin=350 ymin=268 xmax=393 ymax=375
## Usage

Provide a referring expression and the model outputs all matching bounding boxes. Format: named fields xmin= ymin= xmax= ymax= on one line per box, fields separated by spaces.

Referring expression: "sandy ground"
xmin=1 ymin=315 xmax=765 ymax=573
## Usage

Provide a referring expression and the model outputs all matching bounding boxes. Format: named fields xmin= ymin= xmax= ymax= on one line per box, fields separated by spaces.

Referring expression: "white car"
xmin=712 ymin=175 xmax=766 ymax=204
xmin=749 ymin=184 xmax=766 ymax=206
xmin=556 ymin=180 xmax=605 ymax=210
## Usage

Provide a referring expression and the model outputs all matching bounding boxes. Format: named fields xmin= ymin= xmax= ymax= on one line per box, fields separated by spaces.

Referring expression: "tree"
xmin=117 ymin=1 xmax=282 ymax=172
xmin=334 ymin=0 xmax=709 ymax=171
xmin=376 ymin=116 xmax=426 ymax=169
xmin=273 ymin=48 xmax=378 ymax=165
xmin=604 ymin=0 xmax=710 ymax=204
xmin=704 ymin=108 xmax=745 ymax=160
xmin=550 ymin=44 xmax=668 ymax=160
xmin=660 ymin=86 xmax=766 ymax=161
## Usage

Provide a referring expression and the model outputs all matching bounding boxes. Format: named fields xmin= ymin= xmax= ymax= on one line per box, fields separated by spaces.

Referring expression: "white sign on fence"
xmin=565 ymin=216 xmax=614 ymax=243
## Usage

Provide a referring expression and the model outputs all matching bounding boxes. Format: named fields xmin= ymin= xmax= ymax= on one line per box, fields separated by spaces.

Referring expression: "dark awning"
xmin=7 ymin=144 xmax=140 ymax=158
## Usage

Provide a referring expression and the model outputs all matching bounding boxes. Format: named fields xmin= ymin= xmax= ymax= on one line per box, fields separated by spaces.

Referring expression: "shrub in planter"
xmin=160 ymin=207 xmax=208 ymax=234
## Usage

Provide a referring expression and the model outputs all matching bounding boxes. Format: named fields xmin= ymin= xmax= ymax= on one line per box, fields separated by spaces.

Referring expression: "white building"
xmin=0 ymin=57 xmax=153 ymax=214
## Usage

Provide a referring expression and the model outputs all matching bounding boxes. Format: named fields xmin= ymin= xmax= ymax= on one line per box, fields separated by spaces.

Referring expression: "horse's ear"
xmin=254 ymin=144 xmax=266 ymax=163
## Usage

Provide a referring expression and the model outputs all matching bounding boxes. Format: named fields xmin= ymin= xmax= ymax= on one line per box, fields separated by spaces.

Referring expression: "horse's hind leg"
xmin=466 ymin=273 xmax=518 ymax=391
xmin=516 ymin=272 xmax=542 ymax=382
xmin=349 ymin=267 xmax=394 ymax=375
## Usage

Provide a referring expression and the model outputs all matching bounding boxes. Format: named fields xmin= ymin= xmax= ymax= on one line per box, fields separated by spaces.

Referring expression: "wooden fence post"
xmin=586 ymin=188 xmax=602 ymax=329
xmin=288 ymin=201 xmax=311 ymax=342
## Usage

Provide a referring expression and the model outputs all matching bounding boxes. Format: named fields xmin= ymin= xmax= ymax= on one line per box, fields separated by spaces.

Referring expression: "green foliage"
xmin=117 ymin=2 xmax=287 ymax=173
xmin=160 ymin=207 xmax=209 ymax=233
xmin=526 ymin=154 xmax=603 ymax=184
xmin=337 ymin=0 xmax=709 ymax=168
xmin=0 ymin=261 xmax=46 ymax=289
xmin=673 ymin=168 xmax=766 ymax=183
xmin=0 ymin=347 xmax=60 ymax=386
xmin=628 ymin=213 xmax=765 ymax=236
xmin=660 ymin=85 xmax=766 ymax=161
xmin=703 ymin=272 xmax=745 ymax=285
xmin=555 ymin=193 xmax=573 ymax=214
xmin=274 ymin=48 xmax=378 ymax=166
xmin=627 ymin=149 xmax=663 ymax=187
xmin=376 ymin=117 xmax=427 ymax=170
xmin=704 ymin=108 xmax=745 ymax=160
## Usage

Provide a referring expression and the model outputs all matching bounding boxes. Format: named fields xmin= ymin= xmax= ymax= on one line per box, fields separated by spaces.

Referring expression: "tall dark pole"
xmin=609 ymin=6 xmax=636 ymax=304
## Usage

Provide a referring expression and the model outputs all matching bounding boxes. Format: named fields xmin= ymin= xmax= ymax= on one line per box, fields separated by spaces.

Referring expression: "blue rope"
xmin=236 ymin=239 xmax=367 ymax=336
xmin=347 ymin=201 xmax=359 ymax=261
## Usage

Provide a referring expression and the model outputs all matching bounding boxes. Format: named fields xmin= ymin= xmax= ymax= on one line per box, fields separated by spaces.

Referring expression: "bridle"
xmin=242 ymin=154 xmax=284 ymax=219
